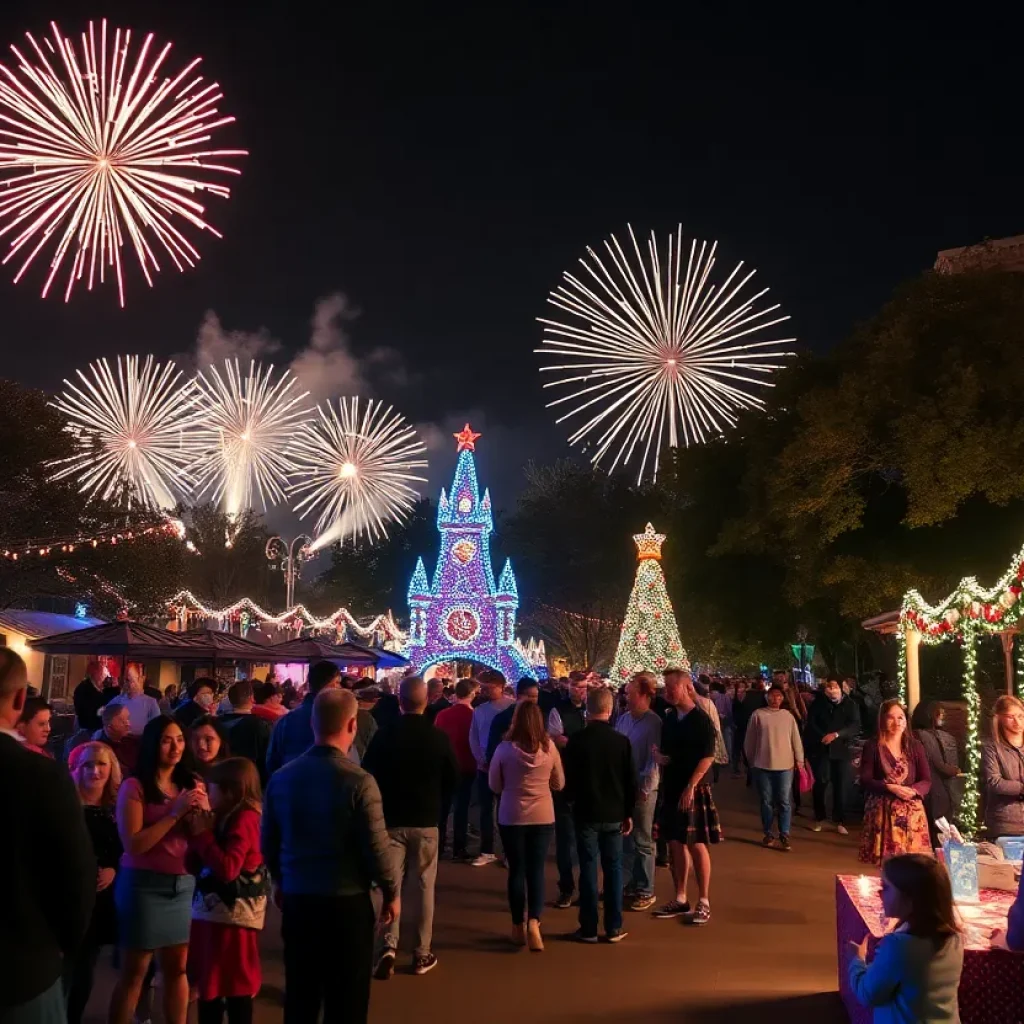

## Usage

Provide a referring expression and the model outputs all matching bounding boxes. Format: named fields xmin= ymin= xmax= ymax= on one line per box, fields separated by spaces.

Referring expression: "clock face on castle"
xmin=405 ymin=424 xmax=537 ymax=681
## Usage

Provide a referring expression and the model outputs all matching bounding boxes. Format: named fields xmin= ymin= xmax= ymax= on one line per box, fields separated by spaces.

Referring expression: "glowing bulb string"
xmin=1 ymin=520 xmax=182 ymax=560
xmin=168 ymin=589 xmax=407 ymax=641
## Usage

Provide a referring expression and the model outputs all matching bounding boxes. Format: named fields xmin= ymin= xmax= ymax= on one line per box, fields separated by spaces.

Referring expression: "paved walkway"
xmin=85 ymin=776 xmax=862 ymax=1023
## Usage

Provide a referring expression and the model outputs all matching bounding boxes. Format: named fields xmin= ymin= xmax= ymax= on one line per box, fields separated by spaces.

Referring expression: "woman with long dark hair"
xmin=849 ymin=853 xmax=963 ymax=1020
xmin=488 ymin=702 xmax=564 ymax=952
xmin=858 ymin=700 xmax=932 ymax=865
xmin=187 ymin=757 xmax=267 ymax=1024
xmin=109 ymin=715 xmax=206 ymax=1024
xmin=190 ymin=714 xmax=231 ymax=777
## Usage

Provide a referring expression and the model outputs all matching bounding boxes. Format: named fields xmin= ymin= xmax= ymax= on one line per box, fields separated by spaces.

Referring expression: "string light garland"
xmin=960 ymin=627 xmax=982 ymax=837
xmin=168 ymin=589 xmax=406 ymax=642
xmin=896 ymin=539 xmax=1024 ymax=838
xmin=1 ymin=520 xmax=183 ymax=560
xmin=611 ymin=523 xmax=689 ymax=680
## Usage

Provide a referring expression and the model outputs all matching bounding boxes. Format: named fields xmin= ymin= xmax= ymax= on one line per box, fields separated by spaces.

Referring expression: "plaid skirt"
xmin=658 ymin=783 xmax=722 ymax=845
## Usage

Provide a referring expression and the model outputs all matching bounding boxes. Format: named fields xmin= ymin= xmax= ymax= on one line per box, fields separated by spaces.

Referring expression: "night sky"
xmin=0 ymin=3 xmax=1019 ymax=522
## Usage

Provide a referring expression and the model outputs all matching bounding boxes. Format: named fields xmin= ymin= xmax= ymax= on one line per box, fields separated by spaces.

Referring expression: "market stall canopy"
xmin=0 ymin=609 xmax=105 ymax=639
xmin=28 ymin=620 xmax=206 ymax=659
xmin=179 ymin=629 xmax=298 ymax=663
xmin=341 ymin=641 xmax=410 ymax=669
xmin=268 ymin=636 xmax=380 ymax=665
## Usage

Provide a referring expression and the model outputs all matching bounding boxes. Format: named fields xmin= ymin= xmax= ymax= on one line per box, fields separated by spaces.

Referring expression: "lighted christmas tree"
xmin=611 ymin=523 xmax=689 ymax=681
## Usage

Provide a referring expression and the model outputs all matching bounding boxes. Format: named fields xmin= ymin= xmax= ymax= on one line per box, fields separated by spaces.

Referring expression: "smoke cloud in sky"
xmin=182 ymin=292 xmax=406 ymax=404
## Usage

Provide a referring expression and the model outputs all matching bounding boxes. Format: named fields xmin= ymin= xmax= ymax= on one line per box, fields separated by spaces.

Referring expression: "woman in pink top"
xmin=489 ymin=702 xmax=565 ymax=952
xmin=109 ymin=715 xmax=207 ymax=1024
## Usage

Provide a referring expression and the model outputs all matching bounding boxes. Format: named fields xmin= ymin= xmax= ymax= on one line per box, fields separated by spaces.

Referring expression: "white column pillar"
xmin=906 ymin=626 xmax=922 ymax=711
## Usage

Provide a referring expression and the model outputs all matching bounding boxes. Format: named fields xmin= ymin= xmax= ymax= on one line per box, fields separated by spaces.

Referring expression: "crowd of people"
xmin=8 ymin=648 xmax=1024 ymax=1024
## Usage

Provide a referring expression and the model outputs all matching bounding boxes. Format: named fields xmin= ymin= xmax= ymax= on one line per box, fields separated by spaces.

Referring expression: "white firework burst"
xmin=49 ymin=354 xmax=199 ymax=509
xmin=290 ymin=397 xmax=428 ymax=547
xmin=190 ymin=360 xmax=311 ymax=516
xmin=536 ymin=225 xmax=796 ymax=484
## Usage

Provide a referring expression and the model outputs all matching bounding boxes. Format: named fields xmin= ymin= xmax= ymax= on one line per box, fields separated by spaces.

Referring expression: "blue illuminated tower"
xmin=406 ymin=424 xmax=536 ymax=680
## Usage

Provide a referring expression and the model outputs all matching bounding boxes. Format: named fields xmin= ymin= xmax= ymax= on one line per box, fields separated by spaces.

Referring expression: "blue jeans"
xmin=554 ymin=797 xmax=576 ymax=896
xmin=754 ymin=768 xmax=793 ymax=837
xmin=498 ymin=824 xmax=553 ymax=923
xmin=576 ymin=822 xmax=624 ymax=937
xmin=440 ymin=772 xmax=476 ymax=856
xmin=476 ymin=771 xmax=497 ymax=855
xmin=623 ymin=790 xmax=657 ymax=896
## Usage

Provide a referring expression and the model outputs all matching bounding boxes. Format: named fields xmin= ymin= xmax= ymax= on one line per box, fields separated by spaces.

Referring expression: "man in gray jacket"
xmin=263 ymin=688 xmax=400 ymax=1024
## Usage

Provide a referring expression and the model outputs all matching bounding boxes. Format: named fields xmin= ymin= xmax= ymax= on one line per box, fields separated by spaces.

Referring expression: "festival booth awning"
xmin=178 ymin=629 xmax=300 ymax=663
xmin=861 ymin=539 xmax=1024 ymax=836
xmin=28 ymin=620 xmax=207 ymax=660
xmin=338 ymin=640 xmax=410 ymax=669
xmin=267 ymin=637 xmax=380 ymax=666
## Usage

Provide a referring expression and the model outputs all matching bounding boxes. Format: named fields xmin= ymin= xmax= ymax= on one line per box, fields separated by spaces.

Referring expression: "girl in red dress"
xmin=186 ymin=757 xmax=268 ymax=1024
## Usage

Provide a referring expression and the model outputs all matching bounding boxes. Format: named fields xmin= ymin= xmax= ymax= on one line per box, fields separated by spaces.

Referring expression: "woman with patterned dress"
xmin=859 ymin=699 xmax=932 ymax=866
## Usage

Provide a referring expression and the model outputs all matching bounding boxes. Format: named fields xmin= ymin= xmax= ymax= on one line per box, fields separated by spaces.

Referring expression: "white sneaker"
xmin=471 ymin=853 xmax=497 ymax=867
xmin=836 ymin=824 xmax=849 ymax=836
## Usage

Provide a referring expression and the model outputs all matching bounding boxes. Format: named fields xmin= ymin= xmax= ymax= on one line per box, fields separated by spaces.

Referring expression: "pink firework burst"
xmin=0 ymin=20 xmax=246 ymax=305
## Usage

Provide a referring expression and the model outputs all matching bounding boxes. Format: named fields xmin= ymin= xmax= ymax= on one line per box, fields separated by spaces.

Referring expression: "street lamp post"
xmin=266 ymin=534 xmax=313 ymax=610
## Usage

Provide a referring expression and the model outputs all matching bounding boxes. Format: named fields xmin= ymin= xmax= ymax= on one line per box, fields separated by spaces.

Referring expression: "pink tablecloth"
xmin=836 ymin=874 xmax=1024 ymax=1023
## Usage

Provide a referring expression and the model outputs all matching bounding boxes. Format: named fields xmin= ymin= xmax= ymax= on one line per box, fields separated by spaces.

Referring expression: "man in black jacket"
xmin=362 ymin=676 xmax=458 ymax=979
xmin=219 ymin=680 xmax=273 ymax=787
xmin=805 ymin=678 xmax=861 ymax=834
xmin=0 ymin=649 xmax=95 ymax=1022
xmin=72 ymin=659 xmax=117 ymax=732
xmin=486 ymin=677 xmax=539 ymax=763
xmin=563 ymin=687 xmax=636 ymax=944
xmin=547 ymin=671 xmax=588 ymax=909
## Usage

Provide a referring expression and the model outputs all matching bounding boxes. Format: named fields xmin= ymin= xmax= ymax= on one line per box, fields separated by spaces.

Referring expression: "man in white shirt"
xmin=468 ymin=670 xmax=512 ymax=867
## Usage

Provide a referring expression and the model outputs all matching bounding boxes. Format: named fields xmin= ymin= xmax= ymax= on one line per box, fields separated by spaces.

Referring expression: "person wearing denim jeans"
xmin=467 ymin=672 xmax=513 ymax=866
xmin=743 ymin=685 xmax=805 ymax=852
xmin=576 ymin=823 xmax=625 ymax=939
xmin=614 ymin=672 xmax=662 ymax=912
xmin=564 ymin=688 xmax=636 ymax=942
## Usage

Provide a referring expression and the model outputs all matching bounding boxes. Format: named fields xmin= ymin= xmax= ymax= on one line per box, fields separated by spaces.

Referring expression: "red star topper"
xmin=453 ymin=423 xmax=481 ymax=451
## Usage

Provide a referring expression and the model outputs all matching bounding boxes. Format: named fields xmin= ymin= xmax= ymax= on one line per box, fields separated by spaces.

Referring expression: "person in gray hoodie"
xmin=982 ymin=694 xmax=1024 ymax=838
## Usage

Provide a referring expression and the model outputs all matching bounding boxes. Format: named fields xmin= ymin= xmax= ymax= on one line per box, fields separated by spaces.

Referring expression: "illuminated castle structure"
xmin=405 ymin=424 xmax=536 ymax=681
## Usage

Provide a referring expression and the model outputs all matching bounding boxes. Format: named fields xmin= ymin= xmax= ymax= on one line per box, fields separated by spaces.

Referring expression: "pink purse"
xmin=798 ymin=763 xmax=814 ymax=794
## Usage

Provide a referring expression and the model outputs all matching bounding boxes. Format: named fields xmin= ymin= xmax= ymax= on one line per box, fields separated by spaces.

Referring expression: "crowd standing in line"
xmin=8 ymin=642 xmax=996 ymax=1024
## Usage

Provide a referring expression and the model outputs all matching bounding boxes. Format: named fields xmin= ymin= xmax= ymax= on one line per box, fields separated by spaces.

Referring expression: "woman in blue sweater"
xmin=849 ymin=853 xmax=962 ymax=1023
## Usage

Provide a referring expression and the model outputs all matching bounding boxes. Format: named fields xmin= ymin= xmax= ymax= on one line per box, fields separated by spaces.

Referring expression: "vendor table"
xmin=836 ymin=874 xmax=1024 ymax=1023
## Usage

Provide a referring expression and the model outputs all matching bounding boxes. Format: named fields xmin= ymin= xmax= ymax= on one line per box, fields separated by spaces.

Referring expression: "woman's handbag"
xmin=798 ymin=762 xmax=815 ymax=794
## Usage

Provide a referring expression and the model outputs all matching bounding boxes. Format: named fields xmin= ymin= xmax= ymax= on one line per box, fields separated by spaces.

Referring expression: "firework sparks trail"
xmin=290 ymin=397 xmax=428 ymax=549
xmin=0 ymin=19 xmax=246 ymax=305
xmin=536 ymin=225 xmax=796 ymax=484
xmin=190 ymin=359 xmax=312 ymax=518
xmin=49 ymin=354 xmax=200 ymax=509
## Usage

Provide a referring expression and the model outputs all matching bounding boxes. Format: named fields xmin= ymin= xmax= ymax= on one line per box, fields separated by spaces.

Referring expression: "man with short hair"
xmin=563 ymin=687 xmax=635 ymax=944
xmin=0 ymin=649 xmax=95 ymax=1024
xmin=94 ymin=703 xmax=139 ymax=773
xmin=486 ymin=677 xmax=539 ymax=764
xmin=435 ymin=678 xmax=478 ymax=861
xmin=175 ymin=677 xmax=217 ymax=730
xmin=423 ymin=677 xmax=449 ymax=725
xmin=263 ymin=688 xmax=399 ymax=1024
xmin=362 ymin=677 xmax=458 ymax=978
xmin=653 ymin=667 xmax=720 ymax=926
xmin=220 ymin=679 xmax=273 ymax=786
xmin=547 ymin=671 xmax=588 ymax=908
xmin=468 ymin=670 xmax=513 ymax=867
xmin=615 ymin=671 xmax=662 ymax=911
xmin=72 ymin=659 xmax=117 ymax=732
xmin=266 ymin=661 xmax=341 ymax=777
xmin=106 ymin=665 xmax=161 ymax=736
